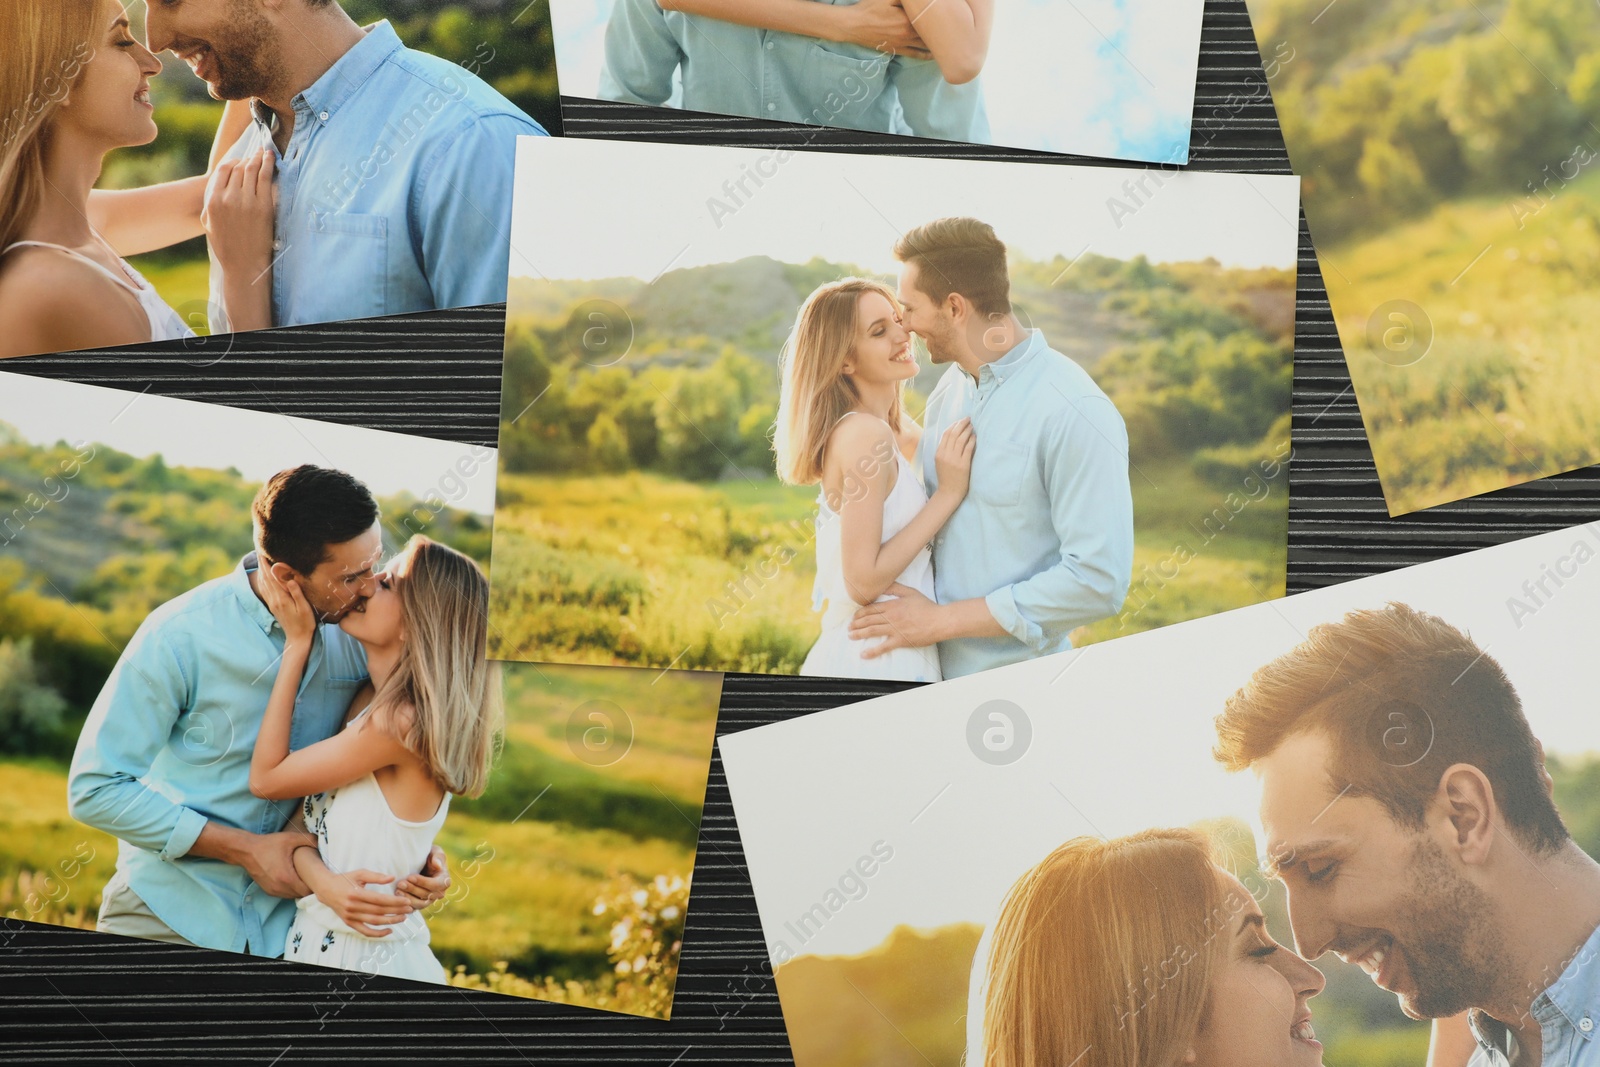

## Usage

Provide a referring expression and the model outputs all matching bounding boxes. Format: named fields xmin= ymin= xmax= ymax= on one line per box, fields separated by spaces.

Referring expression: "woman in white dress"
xmin=249 ymin=536 xmax=503 ymax=983
xmin=776 ymin=277 xmax=976 ymax=682
xmin=0 ymin=0 xmax=274 ymax=358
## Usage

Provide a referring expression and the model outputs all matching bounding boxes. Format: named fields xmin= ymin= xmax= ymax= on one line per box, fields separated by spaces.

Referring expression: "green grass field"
xmin=1330 ymin=166 xmax=1600 ymax=514
xmin=126 ymin=253 xmax=212 ymax=334
xmin=0 ymin=664 xmax=721 ymax=1019
xmin=488 ymin=459 xmax=1288 ymax=672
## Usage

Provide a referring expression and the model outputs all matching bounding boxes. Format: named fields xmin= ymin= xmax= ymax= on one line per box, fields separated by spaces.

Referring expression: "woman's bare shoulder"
xmin=0 ymin=249 xmax=147 ymax=357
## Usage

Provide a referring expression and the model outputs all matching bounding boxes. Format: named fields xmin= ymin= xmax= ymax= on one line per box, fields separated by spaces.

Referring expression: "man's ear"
xmin=1436 ymin=763 xmax=1497 ymax=865
xmin=267 ymin=560 xmax=300 ymax=586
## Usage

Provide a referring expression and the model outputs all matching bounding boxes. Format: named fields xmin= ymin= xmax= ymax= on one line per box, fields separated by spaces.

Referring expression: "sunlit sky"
xmin=549 ymin=0 xmax=1205 ymax=162
xmin=508 ymin=138 xmax=1300 ymax=283
xmin=0 ymin=373 xmax=496 ymax=518
xmin=720 ymin=525 xmax=1600 ymax=962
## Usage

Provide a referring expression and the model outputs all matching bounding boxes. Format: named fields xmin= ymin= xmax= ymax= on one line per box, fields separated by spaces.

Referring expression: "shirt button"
xmin=272 ymin=238 xmax=284 ymax=252
xmin=1581 ymin=1016 xmax=1594 ymax=1033
xmin=319 ymin=111 xmax=329 ymax=122
xmin=766 ymin=41 xmax=775 ymax=50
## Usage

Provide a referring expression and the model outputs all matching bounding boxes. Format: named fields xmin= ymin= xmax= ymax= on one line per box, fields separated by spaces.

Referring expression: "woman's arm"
xmin=90 ymin=101 xmax=255 ymax=257
xmin=248 ymin=571 xmax=408 ymax=800
xmin=898 ymin=0 xmax=993 ymax=84
xmin=660 ymin=0 xmax=928 ymax=56
xmin=204 ymin=149 xmax=277 ymax=334
xmin=832 ymin=415 xmax=973 ymax=606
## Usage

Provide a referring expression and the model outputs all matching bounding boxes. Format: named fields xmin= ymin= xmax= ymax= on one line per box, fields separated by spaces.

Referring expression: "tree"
xmin=0 ymin=638 xmax=68 ymax=755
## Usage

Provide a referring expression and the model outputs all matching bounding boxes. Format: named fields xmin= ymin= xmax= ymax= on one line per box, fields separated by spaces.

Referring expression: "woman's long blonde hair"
xmin=774 ymin=278 xmax=906 ymax=486
xmin=0 ymin=0 xmax=109 ymax=251
xmin=372 ymin=536 xmax=502 ymax=798
xmin=982 ymin=829 xmax=1227 ymax=1067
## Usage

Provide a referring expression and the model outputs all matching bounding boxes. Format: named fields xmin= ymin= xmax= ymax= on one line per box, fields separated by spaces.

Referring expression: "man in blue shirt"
xmin=598 ymin=0 xmax=989 ymax=144
xmin=1216 ymin=604 xmax=1600 ymax=1067
xmin=847 ymin=217 xmax=1134 ymax=678
xmin=69 ymin=466 xmax=446 ymax=955
xmin=144 ymin=0 xmax=548 ymax=331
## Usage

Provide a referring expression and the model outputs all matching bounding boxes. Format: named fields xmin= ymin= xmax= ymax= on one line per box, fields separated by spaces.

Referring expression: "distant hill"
xmin=508 ymin=253 xmax=1294 ymax=395
xmin=773 ymin=923 xmax=982 ymax=1067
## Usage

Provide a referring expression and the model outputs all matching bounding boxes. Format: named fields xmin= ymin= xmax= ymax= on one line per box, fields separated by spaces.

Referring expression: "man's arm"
xmin=68 ymin=625 xmax=211 ymax=862
xmin=598 ymin=0 xmax=686 ymax=106
xmin=415 ymin=113 xmax=546 ymax=312
xmin=984 ymin=393 xmax=1134 ymax=649
xmin=67 ymin=622 xmax=312 ymax=898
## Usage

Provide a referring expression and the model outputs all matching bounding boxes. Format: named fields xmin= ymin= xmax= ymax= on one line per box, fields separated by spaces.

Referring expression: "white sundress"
xmin=2 ymin=237 xmax=194 ymax=343
xmin=285 ymin=715 xmax=451 ymax=984
xmin=800 ymin=424 xmax=943 ymax=683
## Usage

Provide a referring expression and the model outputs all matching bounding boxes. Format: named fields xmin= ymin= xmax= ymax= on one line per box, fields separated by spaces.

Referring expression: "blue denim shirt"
xmin=68 ymin=556 xmax=367 ymax=955
xmin=598 ymin=0 xmax=989 ymax=143
xmin=208 ymin=21 xmax=547 ymax=330
xmin=1468 ymin=920 xmax=1600 ymax=1067
xmin=916 ymin=330 xmax=1134 ymax=678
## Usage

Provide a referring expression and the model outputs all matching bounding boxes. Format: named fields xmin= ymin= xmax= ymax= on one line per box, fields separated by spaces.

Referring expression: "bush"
xmin=0 ymin=639 xmax=68 ymax=756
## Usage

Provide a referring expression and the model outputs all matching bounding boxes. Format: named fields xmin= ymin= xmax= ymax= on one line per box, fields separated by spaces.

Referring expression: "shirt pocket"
xmin=300 ymin=212 xmax=389 ymax=322
xmin=799 ymin=41 xmax=892 ymax=126
xmin=972 ymin=439 xmax=1031 ymax=508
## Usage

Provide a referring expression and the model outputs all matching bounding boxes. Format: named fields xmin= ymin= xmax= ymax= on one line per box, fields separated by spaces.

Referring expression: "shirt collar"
xmin=1468 ymin=918 xmax=1600 ymax=1058
xmin=277 ymin=20 xmax=402 ymax=125
xmin=1540 ymin=918 xmax=1600 ymax=1042
xmin=230 ymin=552 xmax=278 ymax=636
xmin=978 ymin=328 xmax=1046 ymax=385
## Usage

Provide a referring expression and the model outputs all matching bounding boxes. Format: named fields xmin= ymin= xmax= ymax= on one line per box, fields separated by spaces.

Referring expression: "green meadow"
xmin=488 ymin=455 xmax=1288 ymax=672
xmin=0 ymin=664 xmax=719 ymax=1019
xmin=1331 ymin=168 xmax=1600 ymax=513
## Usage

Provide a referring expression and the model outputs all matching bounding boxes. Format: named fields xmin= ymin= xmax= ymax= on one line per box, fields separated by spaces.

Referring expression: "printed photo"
xmin=548 ymin=0 xmax=1205 ymax=163
xmin=491 ymin=137 xmax=1300 ymax=682
xmin=719 ymin=523 xmax=1600 ymax=1065
xmin=0 ymin=0 xmax=557 ymax=360
xmin=1245 ymin=0 xmax=1600 ymax=514
xmin=0 ymin=372 xmax=722 ymax=1019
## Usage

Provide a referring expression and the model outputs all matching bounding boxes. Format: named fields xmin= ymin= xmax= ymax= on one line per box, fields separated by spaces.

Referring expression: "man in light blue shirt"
xmin=69 ymin=466 xmax=444 ymax=955
xmin=598 ymin=0 xmax=989 ymax=144
xmin=144 ymin=2 xmax=547 ymax=331
xmin=848 ymin=218 xmax=1134 ymax=678
xmin=1215 ymin=604 xmax=1600 ymax=1067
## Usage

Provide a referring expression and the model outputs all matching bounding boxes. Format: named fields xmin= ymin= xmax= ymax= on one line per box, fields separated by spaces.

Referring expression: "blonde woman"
xmin=980 ymin=829 xmax=1328 ymax=1067
xmin=249 ymin=536 xmax=503 ymax=983
xmin=0 ymin=0 xmax=271 ymax=359
xmin=775 ymin=277 xmax=975 ymax=681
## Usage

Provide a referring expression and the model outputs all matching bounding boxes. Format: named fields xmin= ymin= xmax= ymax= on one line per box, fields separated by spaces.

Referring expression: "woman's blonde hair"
xmin=372 ymin=536 xmax=502 ymax=798
xmin=0 ymin=0 xmax=110 ymax=251
xmin=774 ymin=278 xmax=905 ymax=486
xmin=982 ymin=829 xmax=1228 ymax=1067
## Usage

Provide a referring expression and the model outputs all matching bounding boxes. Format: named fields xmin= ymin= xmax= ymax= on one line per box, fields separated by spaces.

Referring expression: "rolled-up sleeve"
xmin=984 ymin=393 xmax=1134 ymax=651
xmin=415 ymin=112 xmax=545 ymax=311
xmin=598 ymin=0 xmax=684 ymax=106
xmin=68 ymin=624 xmax=206 ymax=861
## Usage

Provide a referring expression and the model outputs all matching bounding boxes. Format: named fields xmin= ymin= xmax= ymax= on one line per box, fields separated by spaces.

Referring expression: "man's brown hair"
xmin=1214 ymin=602 xmax=1567 ymax=854
xmin=893 ymin=217 xmax=1011 ymax=318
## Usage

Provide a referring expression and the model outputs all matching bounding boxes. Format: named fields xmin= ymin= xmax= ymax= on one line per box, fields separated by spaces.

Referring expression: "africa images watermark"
xmin=1505 ymin=527 xmax=1600 ymax=629
xmin=1 ymin=441 xmax=97 ymax=547
xmin=766 ymin=839 xmax=895 ymax=967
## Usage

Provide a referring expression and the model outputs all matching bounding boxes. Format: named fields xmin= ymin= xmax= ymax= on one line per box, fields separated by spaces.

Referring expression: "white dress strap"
xmin=1 ymin=240 xmax=140 ymax=296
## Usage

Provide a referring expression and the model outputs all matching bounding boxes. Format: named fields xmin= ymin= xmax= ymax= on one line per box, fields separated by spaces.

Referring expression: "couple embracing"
xmin=980 ymin=605 xmax=1600 ymax=1067
xmin=68 ymin=466 xmax=501 ymax=983
xmin=777 ymin=218 xmax=1135 ymax=681
xmin=0 ymin=0 xmax=545 ymax=359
